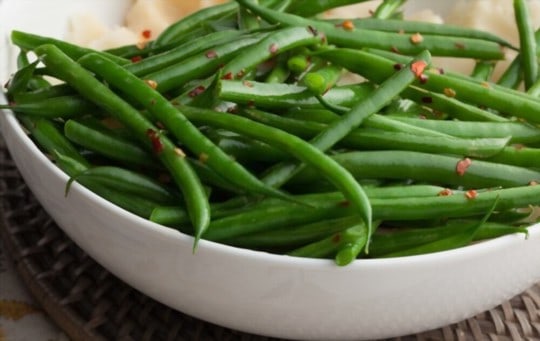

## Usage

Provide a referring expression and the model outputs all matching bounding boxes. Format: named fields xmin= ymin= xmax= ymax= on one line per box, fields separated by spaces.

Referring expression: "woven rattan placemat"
xmin=1 ymin=143 xmax=539 ymax=341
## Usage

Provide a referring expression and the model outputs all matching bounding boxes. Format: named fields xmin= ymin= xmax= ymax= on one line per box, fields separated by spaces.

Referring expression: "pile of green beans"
xmin=2 ymin=0 xmax=540 ymax=265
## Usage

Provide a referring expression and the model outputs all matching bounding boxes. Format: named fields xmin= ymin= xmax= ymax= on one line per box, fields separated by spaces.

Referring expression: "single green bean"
xmin=11 ymin=30 xmax=129 ymax=65
xmin=217 ymin=80 xmax=374 ymax=109
xmin=153 ymin=2 xmax=238 ymax=46
xmin=64 ymin=119 xmax=157 ymax=168
xmin=125 ymin=29 xmax=243 ymax=76
xmin=1 ymin=96 xmax=96 ymax=119
xmin=286 ymin=0 xmax=371 ymax=17
xmin=514 ymin=0 xmax=538 ymax=89
xmin=324 ymin=18 xmax=515 ymax=49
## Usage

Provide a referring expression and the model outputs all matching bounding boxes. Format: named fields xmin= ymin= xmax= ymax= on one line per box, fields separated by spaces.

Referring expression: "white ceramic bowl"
xmin=2 ymin=1 xmax=540 ymax=340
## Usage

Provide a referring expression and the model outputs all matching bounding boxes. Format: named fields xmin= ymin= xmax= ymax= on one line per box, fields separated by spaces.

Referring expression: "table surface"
xmin=0 ymin=239 xmax=68 ymax=340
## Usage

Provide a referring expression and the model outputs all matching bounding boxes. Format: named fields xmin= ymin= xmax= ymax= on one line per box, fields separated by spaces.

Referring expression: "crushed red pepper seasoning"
xmin=438 ymin=188 xmax=453 ymax=196
xmin=146 ymin=129 xmax=164 ymax=154
xmin=188 ymin=85 xmax=206 ymax=97
xmin=465 ymin=190 xmax=478 ymax=200
xmin=456 ymin=158 xmax=473 ymax=176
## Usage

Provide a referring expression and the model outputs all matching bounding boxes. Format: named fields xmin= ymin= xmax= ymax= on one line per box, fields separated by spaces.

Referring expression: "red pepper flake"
xmin=146 ymin=129 xmax=164 ymax=154
xmin=481 ymin=81 xmax=490 ymax=89
xmin=221 ymin=72 xmax=233 ymax=80
xmin=269 ymin=43 xmax=279 ymax=54
xmin=199 ymin=153 xmax=209 ymax=163
xmin=144 ymin=79 xmax=158 ymax=89
xmin=368 ymin=9 xmax=375 ymax=16
xmin=332 ymin=233 xmax=342 ymax=244
xmin=205 ymin=50 xmax=218 ymax=59
xmin=3 ymin=79 xmax=10 ymax=89
xmin=142 ymin=29 xmax=152 ymax=39
xmin=419 ymin=74 xmax=429 ymax=84
xmin=338 ymin=200 xmax=351 ymax=207
xmin=247 ymin=100 xmax=255 ymax=108
xmin=513 ymin=144 xmax=525 ymax=150
xmin=456 ymin=158 xmax=472 ymax=176
xmin=243 ymin=80 xmax=253 ymax=87
xmin=443 ymin=88 xmax=456 ymax=98
xmin=236 ymin=69 xmax=246 ymax=79
xmin=529 ymin=180 xmax=539 ymax=186
xmin=410 ymin=33 xmax=424 ymax=44
xmin=393 ymin=63 xmax=403 ymax=71
xmin=455 ymin=42 xmax=466 ymax=49
xmin=437 ymin=68 xmax=445 ymax=75
xmin=391 ymin=46 xmax=400 ymax=53
xmin=188 ymin=85 xmax=206 ymax=98
xmin=342 ymin=20 xmax=355 ymax=31
xmin=155 ymin=121 xmax=166 ymax=130
xmin=421 ymin=96 xmax=433 ymax=104
xmin=438 ymin=188 xmax=454 ymax=196
xmin=411 ymin=60 xmax=428 ymax=78
xmin=465 ymin=190 xmax=478 ymax=200
xmin=307 ymin=25 xmax=319 ymax=36
xmin=131 ymin=56 xmax=143 ymax=63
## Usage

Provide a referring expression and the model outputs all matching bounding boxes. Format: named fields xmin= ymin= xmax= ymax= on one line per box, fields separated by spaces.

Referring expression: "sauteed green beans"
xmin=2 ymin=0 xmax=539 ymax=265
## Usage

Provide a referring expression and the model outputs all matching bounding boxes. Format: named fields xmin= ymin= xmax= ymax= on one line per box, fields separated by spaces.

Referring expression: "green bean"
xmin=226 ymin=216 xmax=361 ymax=249
xmin=389 ymin=117 xmax=540 ymax=144
xmin=302 ymin=64 xmax=343 ymax=95
xmin=497 ymin=28 xmax=540 ymax=88
xmin=286 ymin=0 xmax=370 ymax=17
xmin=220 ymin=26 xmax=325 ymax=81
xmin=470 ymin=60 xmax=496 ymax=81
xmin=67 ymin=166 xmax=178 ymax=204
xmin=78 ymin=53 xmax=295 ymax=204
xmin=285 ymin=108 xmax=447 ymax=137
xmin=372 ymin=0 xmax=406 ymax=20
xmin=34 ymin=44 xmax=210 ymax=247
xmin=55 ymin=153 xmax=162 ymax=218
xmin=319 ymin=47 xmax=540 ymax=122
xmin=210 ymin=132 xmax=287 ymax=163
xmin=514 ymin=0 xmax=538 ymax=89
xmin=288 ymin=224 xmax=367 ymax=265
xmin=269 ymin=50 xmax=430 ymax=169
xmin=17 ymin=115 xmax=90 ymax=168
xmin=175 ymin=105 xmax=373 ymax=241
xmin=143 ymin=35 xmax=263 ymax=93
xmin=369 ymin=218 xmax=528 ymax=257
xmin=1 ymin=96 xmax=96 ymax=119
xmin=150 ymin=184 xmax=460 ymax=228
xmin=239 ymin=0 xmax=261 ymax=30
xmin=217 ymin=80 xmax=374 ymax=109
xmin=11 ymin=31 xmax=129 ymax=65
xmin=12 ymin=84 xmax=76 ymax=103
xmin=237 ymin=108 xmax=508 ymax=158
xmin=125 ymin=29 xmax=243 ymax=76
xmin=64 ymin=119 xmax=157 ymax=168
xmin=324 ymin=18 xmax=515 ymax=49
xmin=5 ymin=61 xmax=39 ymax=97
xmin=292 ymin=150 xmax=540 ymax=188
xmin=264 ymin=57 xmax=290 ymax=83
xmin=235 ymin=0 xmax=505 ymax=59
xmin=153 ymin=2 xmax=238 ymax=47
